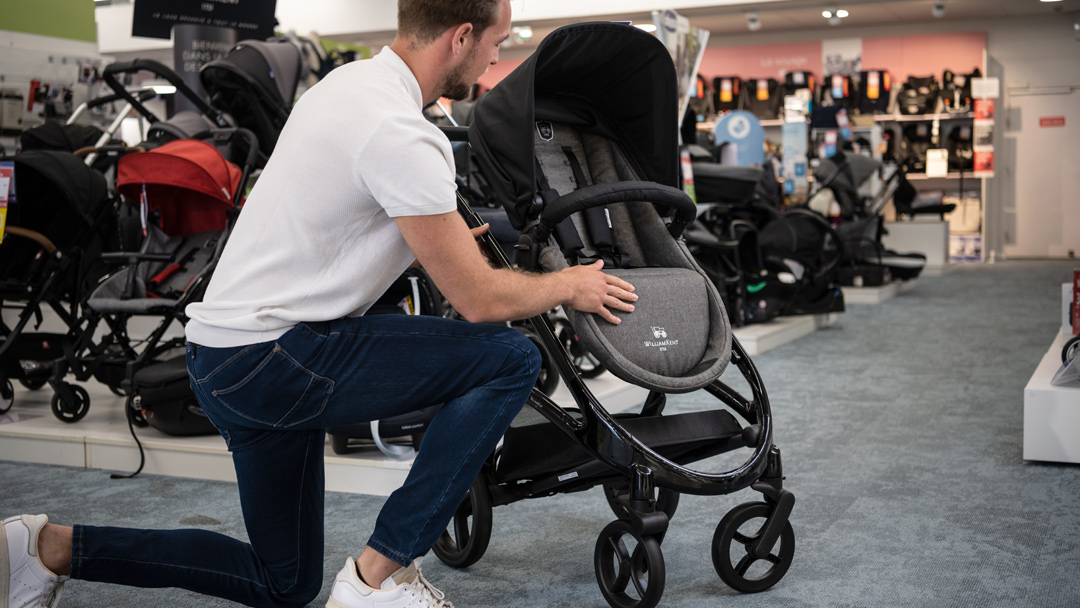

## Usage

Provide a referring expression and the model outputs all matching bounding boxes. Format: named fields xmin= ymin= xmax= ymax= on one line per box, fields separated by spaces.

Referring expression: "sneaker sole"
xmin=1 ymin=516 xmax=10 ymax=608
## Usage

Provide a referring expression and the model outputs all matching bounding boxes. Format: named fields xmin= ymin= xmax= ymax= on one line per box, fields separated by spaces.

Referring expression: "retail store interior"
xmin=1 ymin=1 xmax=1079 ymax=607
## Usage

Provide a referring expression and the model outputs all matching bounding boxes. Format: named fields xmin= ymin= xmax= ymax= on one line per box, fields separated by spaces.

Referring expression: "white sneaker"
xmin=2 ymin=514 xmax=68 ymax=608
xmin=326 ymin=556 xmax=453 ymax=608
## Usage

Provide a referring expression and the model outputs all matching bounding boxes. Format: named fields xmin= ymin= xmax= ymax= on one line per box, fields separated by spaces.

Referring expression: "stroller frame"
xmin=442 ymin=189 xmax=795 ymax=607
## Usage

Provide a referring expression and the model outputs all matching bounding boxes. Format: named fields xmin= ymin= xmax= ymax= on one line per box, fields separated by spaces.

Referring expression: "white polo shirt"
xmin=185 ymin=47 xmax=457 ymax=348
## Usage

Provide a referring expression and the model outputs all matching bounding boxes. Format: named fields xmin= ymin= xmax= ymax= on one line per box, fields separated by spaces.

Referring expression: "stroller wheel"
xmin=1063 ymin=334 xmax=1080 ymax=364
xmin=433 ymin=474 xmax=492 ymax=568
xmin=1 ymin=377 xmax=14 ymax=413
xmin=522 ymin=331 xmax=559 ymax=396
xmin=557 ymin=325 xmax=605 ymax=379
xmin=51 ymin=384 xmax=91 ymax=423
xmin=594 ymin=520 xmax=666 ymax=608
xmin=601 ymin=483 xmax=680 ymax=533
xmin=711 ymin=502 xmax=795 ymax=593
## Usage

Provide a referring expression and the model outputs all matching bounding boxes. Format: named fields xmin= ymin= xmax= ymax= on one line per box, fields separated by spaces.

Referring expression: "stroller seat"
xmin=529 ymin=121 xmax=731 ymax=392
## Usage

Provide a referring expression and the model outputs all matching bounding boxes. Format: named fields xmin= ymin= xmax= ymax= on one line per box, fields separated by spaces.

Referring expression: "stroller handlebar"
xmin=103 ymin=59 xmax=231 ymax=128
xmin=539 ymin=181 xmax=697 ymax=240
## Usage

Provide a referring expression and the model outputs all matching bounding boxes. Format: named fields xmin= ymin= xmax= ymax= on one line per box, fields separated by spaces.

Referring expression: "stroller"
xmin=441 ymin=23 xmax=796 ymax=608
xmin=811 ymin=150 xmax=933 ymax=286
xmin=49 ymin=132 xmax=256 ymax=424
xmin=200 ymin=39 xmax=309 ymax=166
xmin=0 ymin=151 xmax=117 ymax=414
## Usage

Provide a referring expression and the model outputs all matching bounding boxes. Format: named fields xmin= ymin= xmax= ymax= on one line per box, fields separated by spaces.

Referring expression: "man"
xmin=2 ymin=1 xmax=637 ymax=607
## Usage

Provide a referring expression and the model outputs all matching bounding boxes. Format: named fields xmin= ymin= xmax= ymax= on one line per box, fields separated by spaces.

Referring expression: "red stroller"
xmin=49 ymin=132 xmax=256 ymax=424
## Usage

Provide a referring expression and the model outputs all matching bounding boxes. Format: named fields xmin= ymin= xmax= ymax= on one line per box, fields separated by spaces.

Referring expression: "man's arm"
xmin=394 ymin=211 xmax=637 ymax=324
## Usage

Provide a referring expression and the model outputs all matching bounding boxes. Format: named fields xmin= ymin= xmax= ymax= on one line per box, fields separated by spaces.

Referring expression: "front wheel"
xmin=51 ymin=384 xmax=90 ymax=423
xmin=594 ymin=520 xmax=665 ymax=608
xmin=711 ymin=502 xmax=795 ymax=593
xmin=1 ymin=377 xmax=14 ymax=413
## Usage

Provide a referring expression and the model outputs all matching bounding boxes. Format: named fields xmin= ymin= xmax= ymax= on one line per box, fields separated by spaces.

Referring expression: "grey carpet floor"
xmin=3 ymin=260 xmax=1079 ymax=607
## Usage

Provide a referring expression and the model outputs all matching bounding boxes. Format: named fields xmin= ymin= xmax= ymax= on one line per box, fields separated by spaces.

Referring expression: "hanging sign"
xmin=132 ymin=0 xmax=277 ymax=40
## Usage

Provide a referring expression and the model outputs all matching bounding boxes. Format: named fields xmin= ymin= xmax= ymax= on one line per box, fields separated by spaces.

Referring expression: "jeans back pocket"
xmin=210 ymin=343 xmax=334 ymax=429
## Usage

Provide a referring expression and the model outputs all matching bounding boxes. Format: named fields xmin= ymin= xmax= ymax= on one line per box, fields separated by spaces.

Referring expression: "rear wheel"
xmin=1 ymin=377 xmax=14 ymax=413
xmin=433 ymin=474 xmax=493 ymax=568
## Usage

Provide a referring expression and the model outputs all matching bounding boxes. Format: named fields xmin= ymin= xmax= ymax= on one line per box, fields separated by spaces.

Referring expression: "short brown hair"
xmin=397 ymin=0 xmax=501 ymax=45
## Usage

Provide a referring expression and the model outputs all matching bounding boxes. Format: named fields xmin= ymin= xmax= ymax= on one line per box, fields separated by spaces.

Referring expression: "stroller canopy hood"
xmin=470 ymin=22 xmax=680 ymax=229
xmin=13 ymin=150 xmax=109 ymax=228
xmin=201 ymin=39 xmax=306 ymax=113
xmin=116 ymin=139 xmax=242 ymax=236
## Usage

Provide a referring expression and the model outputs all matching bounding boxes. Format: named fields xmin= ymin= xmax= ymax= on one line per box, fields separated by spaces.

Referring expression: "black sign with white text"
xmin=132 ymin=0 xmax=277 ymax=40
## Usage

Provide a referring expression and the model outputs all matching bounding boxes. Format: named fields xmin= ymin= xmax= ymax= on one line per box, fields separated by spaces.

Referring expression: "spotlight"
xmin=837 ymin=9 xmax=849 ymax=18
xmin=932 ymin=0 xmax=946 ymax=18
xmin=746 ymin=12 xmax=762 ymax=31
xmin=822 ymin=10 xmax=832 ymax=18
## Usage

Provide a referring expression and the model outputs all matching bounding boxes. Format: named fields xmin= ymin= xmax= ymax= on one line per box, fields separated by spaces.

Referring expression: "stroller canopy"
xmin=814 ymin=150 xmax=881 ymax=219
xmin=11 ymin=150 xmax=109 ymax=236
xmin=470 ymin=22 xmax=680 ymax=230
xmin=200 ymin=39 xmax=307 ymax=162
xmin=117 ymin=139 xmax=242 ymax=237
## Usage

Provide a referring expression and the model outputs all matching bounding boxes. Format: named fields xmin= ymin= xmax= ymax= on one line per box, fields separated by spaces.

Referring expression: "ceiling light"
xmin=634 ymin=23 xmax=657 ymax=33
xmin=746 ymin=12 xmax=762 ymax=31
xmin=822 ymin=10 xmax=832 ymax=18
xmin=836 ymin=9 xmax=849 ymax=18
xmin=1040 ymin=0 xmax=1064 ymax=3
xmin=511 ymin=26 xmax=532 ymax=44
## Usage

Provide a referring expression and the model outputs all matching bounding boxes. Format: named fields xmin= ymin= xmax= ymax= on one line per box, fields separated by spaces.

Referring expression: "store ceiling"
xmin=340 ymin=0 xmax=1079 ymax=55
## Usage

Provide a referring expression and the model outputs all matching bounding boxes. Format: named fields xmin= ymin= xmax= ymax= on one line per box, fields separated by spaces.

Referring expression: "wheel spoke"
xmin=765 ymin=552 xmax=783 ymax=566
xmin=605 ymin=536 xmax=631 ymax=593
xmin=630 ymin=545 xmax=650 ymax=597
xmin=734 ymin=553 xmax=756 ymax=577
xmin=732 ymin=531 xmax=757 ymax=547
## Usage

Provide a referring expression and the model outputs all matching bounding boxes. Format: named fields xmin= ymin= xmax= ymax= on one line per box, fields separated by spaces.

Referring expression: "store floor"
xmin=3 ymin=260 xmax=1078 ymax=607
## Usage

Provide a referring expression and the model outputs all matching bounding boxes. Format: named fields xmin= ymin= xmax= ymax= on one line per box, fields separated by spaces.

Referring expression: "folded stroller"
xmin=440 ymin=23 xmax=796 ymax=608
xmin=0 ymin=151 xmax=117 ymax=414
xmin=49 ymin=132 xmax=256 ymax=424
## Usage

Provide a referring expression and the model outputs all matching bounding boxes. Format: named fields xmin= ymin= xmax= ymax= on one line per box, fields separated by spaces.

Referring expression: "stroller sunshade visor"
xmin=470 ymin=22 xmax=680 ymax=230
xmin=11 ymin=150 xmax=108 ymax=234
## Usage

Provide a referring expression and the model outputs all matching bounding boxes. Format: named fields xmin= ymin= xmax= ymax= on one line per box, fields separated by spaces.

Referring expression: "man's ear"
xmin=450 ymin=22 xmax=474 ymax=56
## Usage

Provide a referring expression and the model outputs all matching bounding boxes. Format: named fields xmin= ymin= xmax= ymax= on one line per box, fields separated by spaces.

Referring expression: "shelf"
xmin=906 ymin=172 xmax=982 ymax=180
xmin=873 ymin=112 xmax=975 ymax=122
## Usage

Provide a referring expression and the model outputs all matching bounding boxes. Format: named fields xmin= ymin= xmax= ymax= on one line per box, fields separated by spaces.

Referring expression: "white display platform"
xmin=883 ymin=219 xmax=950 ymax=274
xmin=0 ymin=371 xmax=648 ymax=496
xmin=1023 ymin=331 xmax=1080 ymax=464
xmin=841 ymin=279 xmax=918 ymax=304
xmin=732 ymin=313 xmax=837 ymax=356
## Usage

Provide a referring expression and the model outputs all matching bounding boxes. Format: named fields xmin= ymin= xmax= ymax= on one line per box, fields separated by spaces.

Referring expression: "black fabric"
xmin=691 ymin=164 xmax=763 ymax=204
xmin=470 ymin=22 xmax=679 ymax=230
xmin=495 ymin=409 xmax=743 ymax=483
xmin=743 ymin=78 xmax=782 ymax=120
xmin=19 ymin=121 xmax=103 ymax=153
xmin=897 ymin=76 xmax=940 ymax=116
xmin=711 ymin=76 xmax=743 ymax=113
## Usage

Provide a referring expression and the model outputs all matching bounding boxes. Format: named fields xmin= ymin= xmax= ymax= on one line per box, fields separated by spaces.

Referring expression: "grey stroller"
xmin=435 ymin=23 xmax=797 ymax=608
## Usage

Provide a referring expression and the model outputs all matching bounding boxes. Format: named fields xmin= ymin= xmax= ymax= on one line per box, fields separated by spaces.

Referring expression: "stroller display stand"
xmin=438 ymin=23 xmax=797 ymax=608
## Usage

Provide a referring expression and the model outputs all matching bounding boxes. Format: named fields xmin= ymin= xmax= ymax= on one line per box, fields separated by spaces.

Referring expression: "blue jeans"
xmin=70 ymin=315 xmax=539 ymax=607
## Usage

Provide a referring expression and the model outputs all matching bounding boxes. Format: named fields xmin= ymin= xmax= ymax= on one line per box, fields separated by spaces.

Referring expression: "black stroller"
xmin=200 ymin=39 xmax=309 ymax=166
xmin=0 ymin=151 xmax=117 ymax=413
xmin=437 ymin=24 xmax=795 ymax=608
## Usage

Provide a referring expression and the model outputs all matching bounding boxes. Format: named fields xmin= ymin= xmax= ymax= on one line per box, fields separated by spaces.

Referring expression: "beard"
xmin=438 ymin=55 xmax=475 ymax=101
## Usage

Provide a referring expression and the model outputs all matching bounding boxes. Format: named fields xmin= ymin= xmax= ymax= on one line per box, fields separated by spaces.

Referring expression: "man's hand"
xmin=561 ymin=260 xmax=636 ymax=325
